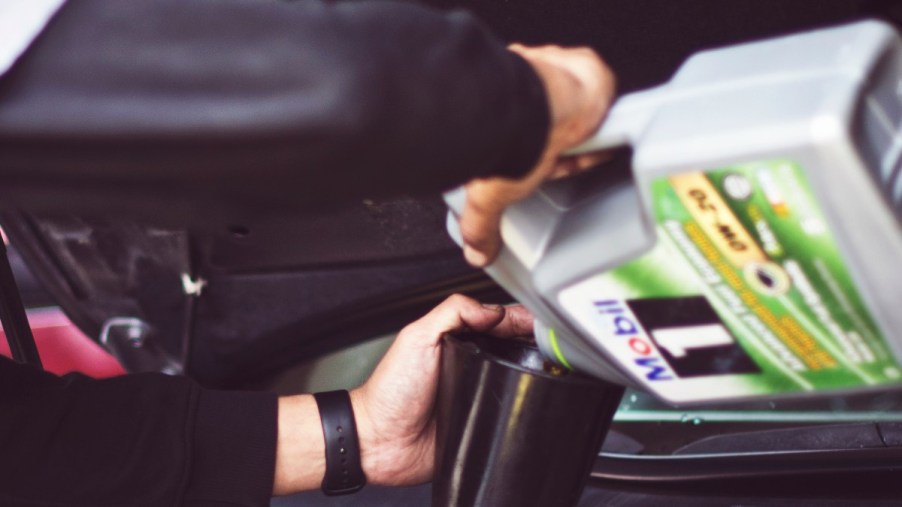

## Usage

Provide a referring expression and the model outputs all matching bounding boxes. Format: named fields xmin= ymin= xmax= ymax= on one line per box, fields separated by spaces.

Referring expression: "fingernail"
xmin=463 ymin=246 xmax=488 ymax=267
xmin=482 ymin=303 xmax=504 ymax=312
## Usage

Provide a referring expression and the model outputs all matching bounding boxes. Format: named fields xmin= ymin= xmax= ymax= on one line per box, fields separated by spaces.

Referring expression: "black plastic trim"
xmin=592 ymin=446 xmax=902 ymax=483
xmin=0 ymin=240 xmax=41 ymax=367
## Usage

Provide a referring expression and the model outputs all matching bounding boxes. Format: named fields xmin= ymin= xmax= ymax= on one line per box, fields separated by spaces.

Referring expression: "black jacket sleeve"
xmin=0 ymin=1 xmax=550 ymax=505
xmin=0 ymin=0 xmax=550 ymax=215
xmin=0 ymin=356 xmax=277 ymax=506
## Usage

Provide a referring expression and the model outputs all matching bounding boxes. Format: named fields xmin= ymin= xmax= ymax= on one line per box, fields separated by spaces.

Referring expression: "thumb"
xmin=459 ymin=180 xmax=507 ymax=267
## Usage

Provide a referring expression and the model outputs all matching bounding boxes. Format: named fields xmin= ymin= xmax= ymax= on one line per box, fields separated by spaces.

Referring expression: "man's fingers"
xmin=428 ymin=296 xmax=534 ymax=337
xmin=410 ymin=295 xmax=535 ymax=338
xmin=574 ymin=150 xmax=613 ymax=170
xmin=412 ymin=294 xmax=506 ymax=341
xmin=548 ymin=151 xmax=613 ymax=179
xmin=482 ymin=305 xmax=534 ymax=338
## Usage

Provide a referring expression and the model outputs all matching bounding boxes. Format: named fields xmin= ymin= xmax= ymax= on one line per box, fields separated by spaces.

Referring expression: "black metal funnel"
xmin=433 ymin=333 xmax=623 ymax=507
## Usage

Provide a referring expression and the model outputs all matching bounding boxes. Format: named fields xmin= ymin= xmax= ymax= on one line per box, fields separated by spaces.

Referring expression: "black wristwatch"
xmin=313 ymin=390 xmax=367 ymax=495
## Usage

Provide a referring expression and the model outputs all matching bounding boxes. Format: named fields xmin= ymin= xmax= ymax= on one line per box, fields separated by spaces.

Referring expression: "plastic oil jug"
xmin=446 ymin=20 xmax=902 ymax=404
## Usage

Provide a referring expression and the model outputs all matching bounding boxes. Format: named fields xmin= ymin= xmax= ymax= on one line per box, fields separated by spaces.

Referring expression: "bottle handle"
xmin=566 ymin=85 xmax=665 ymax=155
xmin=443 ymin=86 xmax=665 ymax=268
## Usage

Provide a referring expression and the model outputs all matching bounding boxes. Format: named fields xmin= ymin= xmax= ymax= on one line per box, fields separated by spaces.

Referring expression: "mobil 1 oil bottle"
xmin=446 ymin=20 xmax=902 ymax=404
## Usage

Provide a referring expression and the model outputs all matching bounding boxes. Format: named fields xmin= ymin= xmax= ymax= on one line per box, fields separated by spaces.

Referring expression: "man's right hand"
xmin=459 ymin=44 xmax=615 ymax=267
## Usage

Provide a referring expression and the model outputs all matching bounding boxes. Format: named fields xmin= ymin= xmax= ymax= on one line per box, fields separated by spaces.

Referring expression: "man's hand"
xmin=459 ymin=44 xmax=615 ymax=267
xmin=351 ymin=295 xmax=532 ymax=486
xmin=272 ymin=295 xmax=532 ymax=495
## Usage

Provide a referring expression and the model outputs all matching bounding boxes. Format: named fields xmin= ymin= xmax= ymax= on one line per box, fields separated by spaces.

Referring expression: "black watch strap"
xmin=313 ymin=390 xmax=367 ymax=495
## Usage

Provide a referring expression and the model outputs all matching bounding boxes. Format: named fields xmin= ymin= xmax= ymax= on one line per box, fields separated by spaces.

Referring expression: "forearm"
xmin=273 ymin=395 xmax=324 ymax=495
xmin=0 ymin=0 xmax=549 ymax=214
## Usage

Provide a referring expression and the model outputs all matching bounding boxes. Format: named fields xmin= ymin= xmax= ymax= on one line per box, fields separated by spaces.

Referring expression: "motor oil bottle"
xmin=446 ymin=20 xmax=902 ymax=404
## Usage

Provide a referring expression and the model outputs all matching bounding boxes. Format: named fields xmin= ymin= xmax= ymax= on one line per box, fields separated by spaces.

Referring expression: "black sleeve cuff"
xmin=184 ymin=388 xmax=279 ymax=507
xmin=486 ymin=52 xmax=551 ymax=181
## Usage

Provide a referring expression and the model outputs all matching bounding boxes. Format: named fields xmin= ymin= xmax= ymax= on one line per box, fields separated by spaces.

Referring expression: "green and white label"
xmin=559 ymin=160 xmax=899 ymax=403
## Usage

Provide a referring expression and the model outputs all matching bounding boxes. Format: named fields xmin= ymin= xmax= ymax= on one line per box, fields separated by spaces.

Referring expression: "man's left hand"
xmin=351 ymin=294 xmax=533 ymax=485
